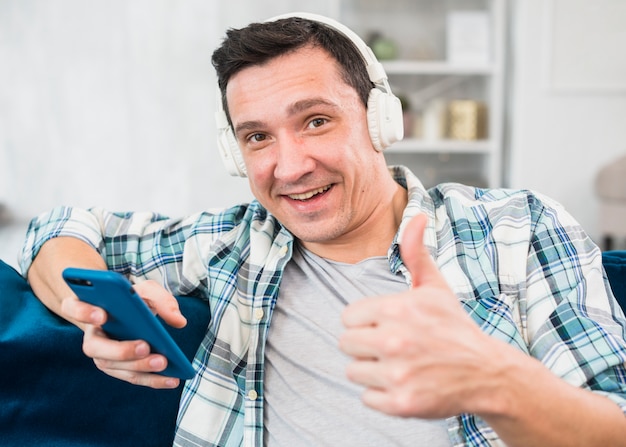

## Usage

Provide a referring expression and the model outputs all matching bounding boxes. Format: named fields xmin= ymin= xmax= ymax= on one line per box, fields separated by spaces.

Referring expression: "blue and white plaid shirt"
xmin=20 ymin=166 xmax=626 ymax=446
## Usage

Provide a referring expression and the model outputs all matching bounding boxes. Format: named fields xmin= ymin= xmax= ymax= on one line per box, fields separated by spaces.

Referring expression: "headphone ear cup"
xmin=216 ymin=110 xmax=247 ymax=177
xmin=366 ymin=88 xmax=404 ymax=151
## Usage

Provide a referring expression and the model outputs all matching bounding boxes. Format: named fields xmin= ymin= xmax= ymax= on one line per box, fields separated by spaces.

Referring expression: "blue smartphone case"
xmin=62 ymin=267 xmax=195 ymax=379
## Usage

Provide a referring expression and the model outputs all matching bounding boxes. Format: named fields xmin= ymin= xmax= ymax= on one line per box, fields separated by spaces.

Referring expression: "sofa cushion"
xmin=0 ymin=260 xmax=209 ymax=447
xmin=603 ymin=250 xmax=626 ymax=313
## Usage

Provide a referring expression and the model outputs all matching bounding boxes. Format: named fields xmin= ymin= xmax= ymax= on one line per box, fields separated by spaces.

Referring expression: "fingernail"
xmin=165 ymin=378 xmax=178 ymax=388
xmin=90 ymin=310 xmax=104 ymax=324
xmin=135 ymin=342 xmax=150 ymax=357
xmin=149 ymin=357 xmax=165 ymax=369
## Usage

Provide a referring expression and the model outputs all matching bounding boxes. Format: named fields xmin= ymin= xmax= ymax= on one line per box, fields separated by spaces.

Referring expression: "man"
xmin=20 ymin=13 xmax=626 ymax=447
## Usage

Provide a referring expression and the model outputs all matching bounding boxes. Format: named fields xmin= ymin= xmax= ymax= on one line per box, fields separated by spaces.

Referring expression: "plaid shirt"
xmin=20 ymin=166 xmax=626 ymax=446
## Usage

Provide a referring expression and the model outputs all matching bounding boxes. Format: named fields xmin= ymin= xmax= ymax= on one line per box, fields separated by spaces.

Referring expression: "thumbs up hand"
xmin=340 ymin=214 xmax=509 ymax=419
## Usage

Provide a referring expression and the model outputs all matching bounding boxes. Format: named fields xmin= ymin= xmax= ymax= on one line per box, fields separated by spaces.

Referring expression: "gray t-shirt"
xmin=263 ymin=243 xmax=451 ymax=446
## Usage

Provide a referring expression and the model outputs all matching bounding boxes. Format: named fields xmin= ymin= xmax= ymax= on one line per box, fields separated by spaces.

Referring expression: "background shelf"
xmin=387 ymin=139 xmax=495 ymax=154
xmin=339 ymin=0 xmax=507 ymax=188
xmin=382 ymin=60 xmax=497 ymax=76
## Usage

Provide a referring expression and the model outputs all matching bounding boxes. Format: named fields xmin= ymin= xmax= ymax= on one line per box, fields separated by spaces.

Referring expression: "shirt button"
xmin=248 ymin=390 xmax=258 ymax=400
xmin=278 ymin=246 xmax=288 ymax=257
xmin=254 ymin=308 xmax=264 ymax=321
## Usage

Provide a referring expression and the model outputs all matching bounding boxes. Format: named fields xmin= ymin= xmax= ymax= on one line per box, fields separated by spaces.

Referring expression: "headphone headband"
xmin=268 ymin=12 xmax=391 ymax=88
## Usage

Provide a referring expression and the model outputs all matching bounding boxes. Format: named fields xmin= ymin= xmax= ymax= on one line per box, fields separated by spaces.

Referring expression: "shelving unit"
xmin=337 ymin=0 xmax=508 ymax=188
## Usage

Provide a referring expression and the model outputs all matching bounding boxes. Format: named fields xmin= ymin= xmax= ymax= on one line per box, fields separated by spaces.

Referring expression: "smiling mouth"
xmin=287 ymin=185 xmax=332 ymax=201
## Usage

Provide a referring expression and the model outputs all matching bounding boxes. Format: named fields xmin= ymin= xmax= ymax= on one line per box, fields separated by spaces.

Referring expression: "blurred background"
xmin=1 ymin=0 xmax=625 ymax=267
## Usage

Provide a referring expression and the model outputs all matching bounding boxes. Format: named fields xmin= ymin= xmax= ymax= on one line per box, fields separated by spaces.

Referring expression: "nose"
xmin=272 ymin=133 xmax=316 ymax=182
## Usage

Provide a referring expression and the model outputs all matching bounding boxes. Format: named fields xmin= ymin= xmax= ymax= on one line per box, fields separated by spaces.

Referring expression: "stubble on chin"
xmin=286 ymin=209 xmax=355 ymax=246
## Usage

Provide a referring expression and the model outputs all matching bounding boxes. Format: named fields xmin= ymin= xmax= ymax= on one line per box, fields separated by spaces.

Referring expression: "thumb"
xmin=400 ymin=214 xmax=444 ymax=288
xmin=133 ymin=280 xmax=187 ymax=329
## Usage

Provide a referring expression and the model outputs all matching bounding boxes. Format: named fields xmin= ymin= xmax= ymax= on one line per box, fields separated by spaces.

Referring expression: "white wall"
xmin=0 ymin=0 xmax=253 ymax=220
xmin=508 ymin=0 xmax=626 ymax=242
xmin=0 ymin=0 xmax=343 ymax=221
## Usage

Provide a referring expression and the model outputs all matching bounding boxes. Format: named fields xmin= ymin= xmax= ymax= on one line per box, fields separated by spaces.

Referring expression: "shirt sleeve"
xmin=524 ymin=192 xmax=626 ymax=412
xmin=18 ymin=205 xmax=225 ymax=298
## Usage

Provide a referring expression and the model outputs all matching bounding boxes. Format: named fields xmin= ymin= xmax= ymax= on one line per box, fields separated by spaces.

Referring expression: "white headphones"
xmin=215 ymin=12 xmax=404 ymax=177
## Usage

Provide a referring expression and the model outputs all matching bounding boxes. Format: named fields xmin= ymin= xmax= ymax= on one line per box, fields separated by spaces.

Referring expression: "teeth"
xmin=288 ymin=185 xmax=331 ymax=201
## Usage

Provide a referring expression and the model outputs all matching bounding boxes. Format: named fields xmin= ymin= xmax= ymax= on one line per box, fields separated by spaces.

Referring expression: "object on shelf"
xmin=411 ymin=113 xmax=423 ymax=139
xmin=367 ymin=31 xmax=399 ymax=60
xmin=447 ymin=100 xmax=487 ymax=140
xmin=422 ymin=99 xmax=447 ymax=141
xmin=446 ymin=10 xmax=491 ymax=65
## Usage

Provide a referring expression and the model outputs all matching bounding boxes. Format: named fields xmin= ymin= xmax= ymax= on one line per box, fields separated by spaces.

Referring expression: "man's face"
xmin=226 ymin=46 xmax=387 ymax=246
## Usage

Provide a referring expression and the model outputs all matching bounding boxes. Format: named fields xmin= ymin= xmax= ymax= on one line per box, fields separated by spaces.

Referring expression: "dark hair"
xmin=211 ymin=16 xmax=373 ymax=123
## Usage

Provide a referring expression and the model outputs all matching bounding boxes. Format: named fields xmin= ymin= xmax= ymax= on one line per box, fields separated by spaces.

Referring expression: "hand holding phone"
xmin=62 ymin=267 xmax=196 ymax=380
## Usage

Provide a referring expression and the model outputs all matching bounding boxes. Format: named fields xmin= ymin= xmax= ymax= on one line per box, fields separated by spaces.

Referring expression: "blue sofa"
xmin=0 ymin=260 xmax=210 ymax=447
xmin=0 ymin=252 xmax=624 ymax=446
xmin=602 ymin=250 xmax=626 ymax=313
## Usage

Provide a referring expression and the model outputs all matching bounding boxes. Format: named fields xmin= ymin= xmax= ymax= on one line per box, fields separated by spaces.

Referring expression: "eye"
xmin=247 ymin=133 xmax=267 ymax=143
xmin=308 ymin=117 xmax=327 ymax=129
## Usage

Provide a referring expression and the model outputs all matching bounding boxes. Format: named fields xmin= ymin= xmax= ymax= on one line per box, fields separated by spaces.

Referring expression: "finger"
xmin=116 ymin=371 xmax=180 ymax=389
xmin=133 ymin=280 xmax=187 ymax=328
xmin=342 ymin=288 xmax=422 ymax=329
xmin=82 ymin=325 xmax=151 ymax=362
xmin=93 ymin=355 xmax=181 ymax=389
xmin=61 ymin=296 xmax=107 ymax=327
xmin=399 ymin=214 xmax=446 ymax=288
xmin=345 ymin=359 xmax=388 ymax=389
xmin=83 ymin=326 xmax=179 ymax=389
xmin=341 ymin=294 xmax=382 ymax=328
xmin=92 ymin=354 xmax=175 ymax=382
xmin=360 ymin=388 xmax=417 ymax=418
xmin=339 ymin=327 xmax=381 ymax=358
xmin=346 ymin=359 xmax=422 ymax=410
xmin=341 ymin=320 xmax=421 ymax=359
xmin=360 ymin=384 xmax=448 ymax=419
xmin=352 ymin=370 xmax=432 ymax=418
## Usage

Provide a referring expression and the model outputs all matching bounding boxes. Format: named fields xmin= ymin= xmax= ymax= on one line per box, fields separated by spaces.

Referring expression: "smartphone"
xmin=62 ymin=267 xmax=195 ymax=380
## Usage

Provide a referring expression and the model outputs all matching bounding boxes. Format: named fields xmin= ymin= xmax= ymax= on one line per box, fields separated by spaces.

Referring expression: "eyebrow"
xmin=234 ymin=120 xmax=265 ymax=136
xmin=233 ymin=97 xmax=339 ymax=137
xmin=287 ymin=98 xmax=338 ymax=115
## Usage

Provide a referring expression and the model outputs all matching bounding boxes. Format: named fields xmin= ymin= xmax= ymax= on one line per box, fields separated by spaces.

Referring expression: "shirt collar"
xmin=387 ymin=165 xmax=437 ymax=273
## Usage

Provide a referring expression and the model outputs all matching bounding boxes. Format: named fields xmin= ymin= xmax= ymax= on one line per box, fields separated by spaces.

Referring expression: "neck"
xmin=300 ymin=182 xmax=408 ymax=264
